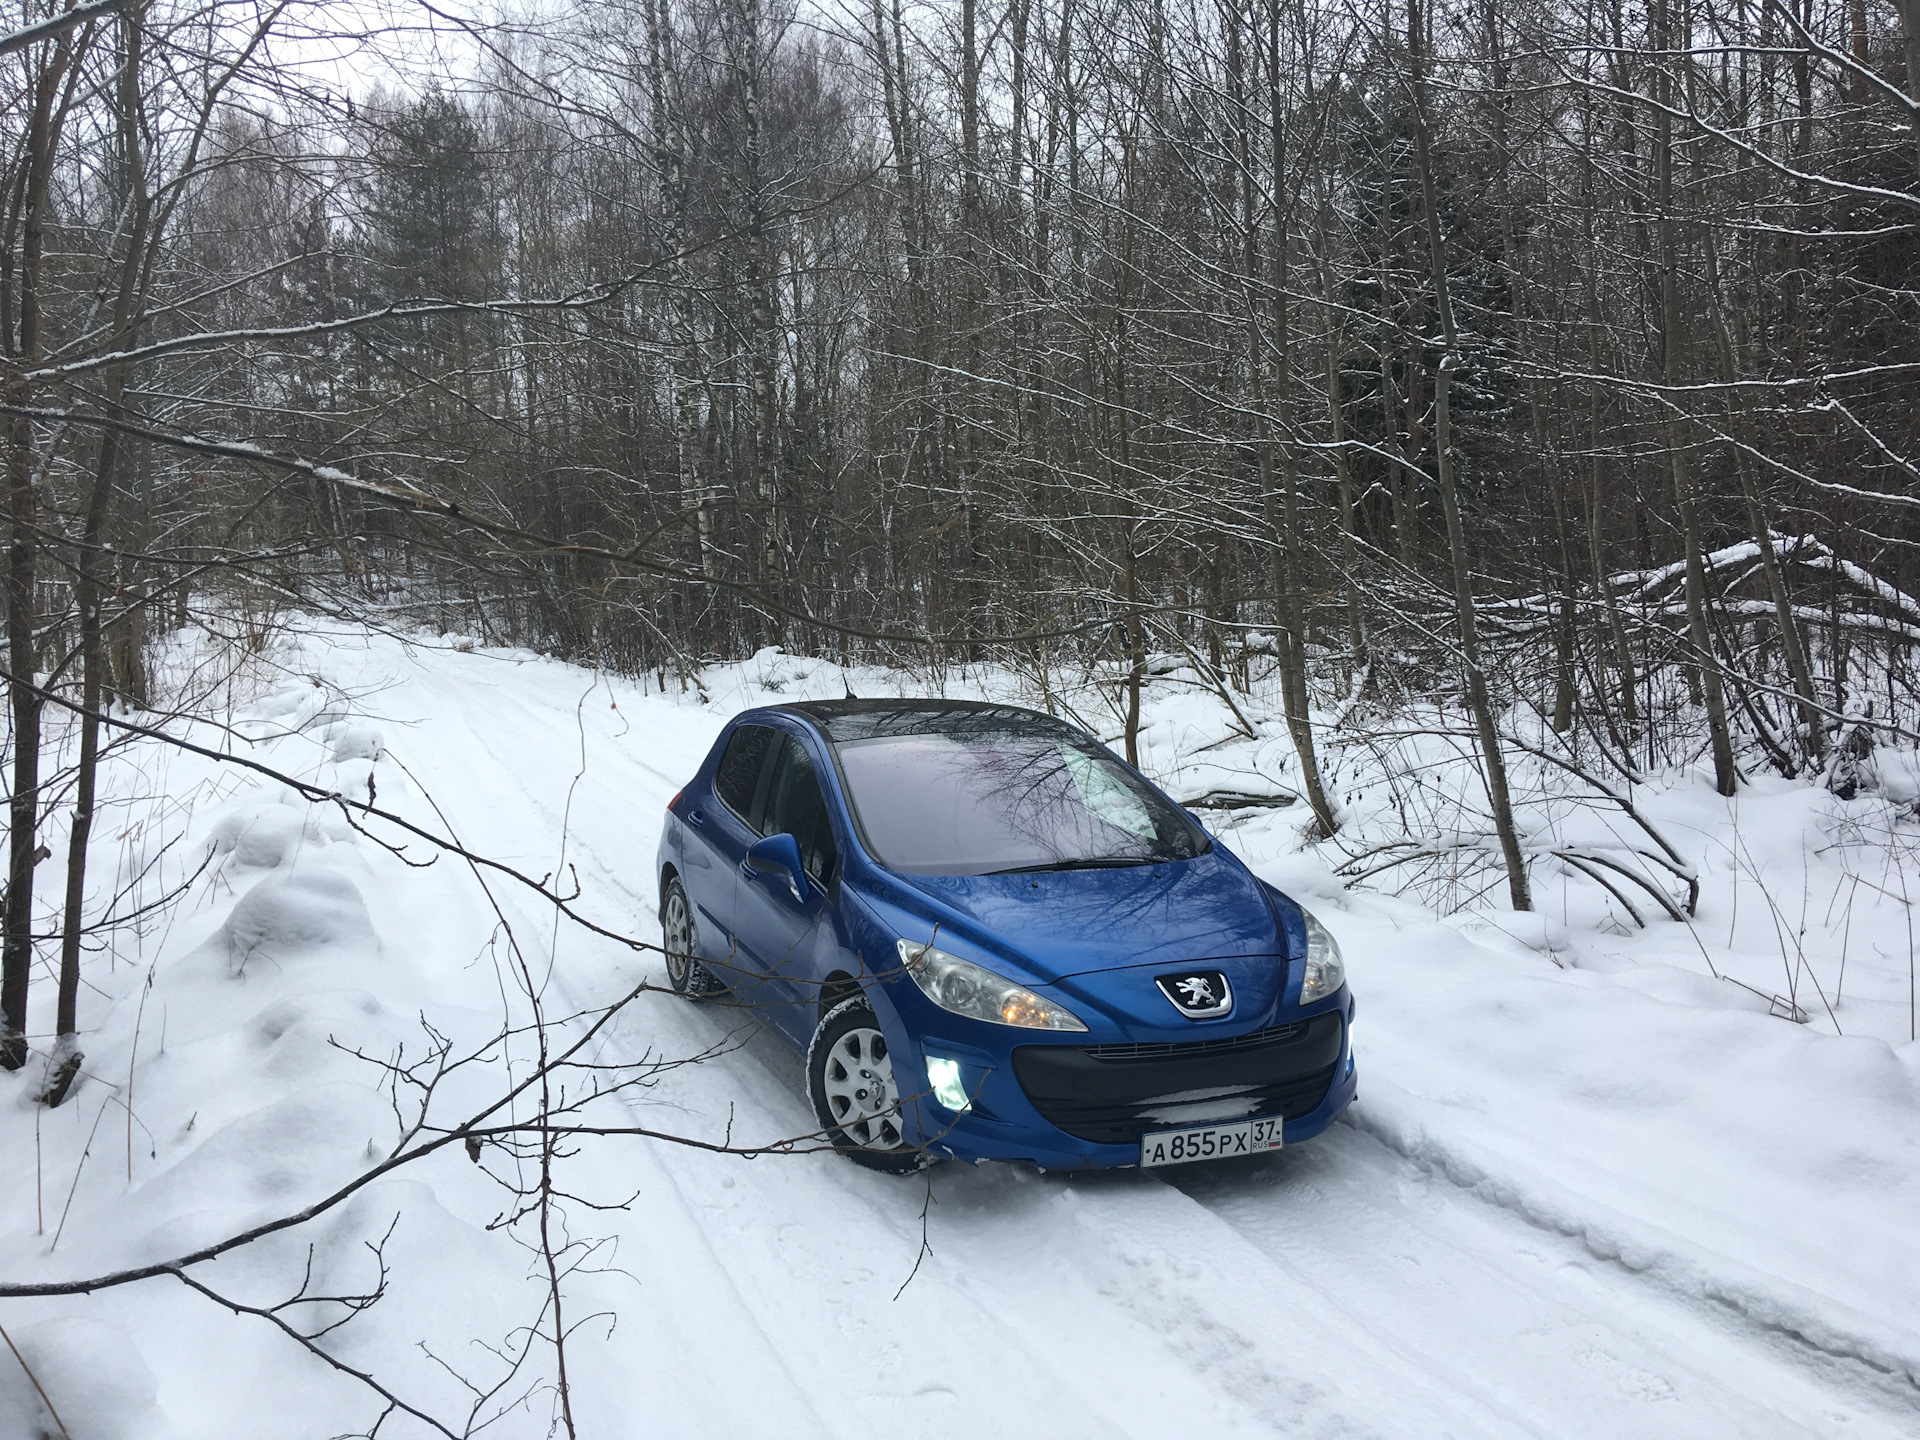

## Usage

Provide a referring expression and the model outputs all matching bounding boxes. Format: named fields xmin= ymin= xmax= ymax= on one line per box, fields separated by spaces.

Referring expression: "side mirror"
xmin=745 ymin=833 xmax=809 ymax=903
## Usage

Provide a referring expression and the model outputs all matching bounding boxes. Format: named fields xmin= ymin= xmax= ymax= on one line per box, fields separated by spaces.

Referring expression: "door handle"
xmin=686 ymin=808 xmax=705 ymax=827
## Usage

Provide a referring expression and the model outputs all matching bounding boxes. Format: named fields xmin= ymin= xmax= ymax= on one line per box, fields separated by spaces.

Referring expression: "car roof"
xmin=773 ymin=698 xmax=1077 ymax=743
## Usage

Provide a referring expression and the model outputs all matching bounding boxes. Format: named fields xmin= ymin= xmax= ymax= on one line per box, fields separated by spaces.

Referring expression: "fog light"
xmin=926 ymin=1055 xmax=971 ymax=1113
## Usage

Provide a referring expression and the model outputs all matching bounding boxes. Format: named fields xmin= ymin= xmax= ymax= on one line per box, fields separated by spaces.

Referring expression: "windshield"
xmin=830 ymin=723 xmax=1209 ymax=876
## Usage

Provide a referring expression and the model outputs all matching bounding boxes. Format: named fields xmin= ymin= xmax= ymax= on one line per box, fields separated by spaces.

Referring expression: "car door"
xmin=683 ymin=721 xmax=779 ymax=985
xmin=733 ymin=730 xmax=846 ymax=1044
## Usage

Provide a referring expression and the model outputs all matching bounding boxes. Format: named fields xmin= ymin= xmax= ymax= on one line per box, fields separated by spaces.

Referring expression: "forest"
xmin=3 ymin=0 xmax=1918 ymax=1065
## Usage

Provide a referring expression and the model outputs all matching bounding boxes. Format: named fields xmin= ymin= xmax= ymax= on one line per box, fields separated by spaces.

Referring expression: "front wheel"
xmin=806 ymin=997 xmax=926 ymax=1174
xmin=661 ymin=876 xmax=723 ymax=997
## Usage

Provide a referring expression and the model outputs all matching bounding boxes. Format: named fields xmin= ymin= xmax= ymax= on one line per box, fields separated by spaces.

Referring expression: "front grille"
xmin=1013 ymin=1011 xmax=1341 ymax=1147
xmin=1079 ymin=1019 xmax=1306 ymax=1061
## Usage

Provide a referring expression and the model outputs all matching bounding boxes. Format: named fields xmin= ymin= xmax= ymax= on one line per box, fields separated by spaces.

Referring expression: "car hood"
xmin=863 ymin=844 xmax=1292 ymax=984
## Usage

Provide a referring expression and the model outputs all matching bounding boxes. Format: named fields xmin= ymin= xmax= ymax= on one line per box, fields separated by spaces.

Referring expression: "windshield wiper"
xmin=982 ymin=856 xmax=1157 ymax=875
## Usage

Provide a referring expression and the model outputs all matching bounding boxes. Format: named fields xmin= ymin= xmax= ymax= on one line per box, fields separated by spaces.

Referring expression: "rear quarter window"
xmin=714 ymin=724 xmax=776 ymax=822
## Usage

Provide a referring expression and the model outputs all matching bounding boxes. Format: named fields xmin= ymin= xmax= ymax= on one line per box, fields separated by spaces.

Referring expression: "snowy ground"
xmin=2 ymin=619 xmax=1917 ymax=1438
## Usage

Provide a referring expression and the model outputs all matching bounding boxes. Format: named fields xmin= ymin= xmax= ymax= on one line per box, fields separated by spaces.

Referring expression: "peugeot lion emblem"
xmin=1156 ymin=970 xmax=1233 ymax=1019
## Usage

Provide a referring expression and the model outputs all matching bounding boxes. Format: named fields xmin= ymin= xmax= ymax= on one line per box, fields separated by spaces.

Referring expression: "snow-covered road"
xmin=4 ymin=625 xmax=1916 ymax=1438
xmin=392 ymin=634 xmax=1920 ymax=1439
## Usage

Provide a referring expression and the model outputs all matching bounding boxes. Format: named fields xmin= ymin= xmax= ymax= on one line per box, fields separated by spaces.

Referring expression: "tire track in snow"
xmin=1337 ymin=1090 xmax=1920 ymax=1398
xmin=373 ymin=665 xmax=846 ymax=1432
xmin=1165 ymin=1119 xmax=1920 ymax=1439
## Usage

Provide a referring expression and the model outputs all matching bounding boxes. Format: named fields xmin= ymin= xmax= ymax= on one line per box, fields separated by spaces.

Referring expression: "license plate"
xmin=1139 ymin=1114 xmax=1284 ymax=1168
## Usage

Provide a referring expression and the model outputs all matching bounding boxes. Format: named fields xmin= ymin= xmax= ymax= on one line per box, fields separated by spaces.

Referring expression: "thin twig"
xmin=0 ymin=1322 xmax=72 ymax=1439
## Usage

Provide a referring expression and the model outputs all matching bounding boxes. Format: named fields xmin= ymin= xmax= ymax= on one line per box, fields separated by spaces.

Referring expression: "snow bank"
xmin=327 ymin=721 xmax=383 ymax=762
xmin=206 ymin=802 xmax=316 ymax=869
xmin=214 ymin=867 xmax=378 ymax=974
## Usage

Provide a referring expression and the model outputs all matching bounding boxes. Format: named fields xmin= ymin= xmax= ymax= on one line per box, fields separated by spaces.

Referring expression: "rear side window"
xmin=715 ymin=724 xmax=776 ymax=822
xmin=763 ymin=735 xmax=839 ymax=882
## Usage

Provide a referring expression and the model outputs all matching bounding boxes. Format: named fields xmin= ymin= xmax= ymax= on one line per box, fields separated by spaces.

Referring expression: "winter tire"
xmin=661 ymin=875 xmax=723 ymax=997
xmin=807 ymin=997 xmax=927 ymax=1174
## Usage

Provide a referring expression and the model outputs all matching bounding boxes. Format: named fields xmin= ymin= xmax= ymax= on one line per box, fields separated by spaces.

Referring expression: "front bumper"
xmin=902 ymin=994 xmax=1357 ymax=1169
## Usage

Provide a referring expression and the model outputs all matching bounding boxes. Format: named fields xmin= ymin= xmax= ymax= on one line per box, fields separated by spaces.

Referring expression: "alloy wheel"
xmin=663 ymin=887 xmax=693 ymax=986
xmin=662 ymin=880 xmax=718 ymax=995
xmin=819 ymin=1025 xmax=907 ymax=1150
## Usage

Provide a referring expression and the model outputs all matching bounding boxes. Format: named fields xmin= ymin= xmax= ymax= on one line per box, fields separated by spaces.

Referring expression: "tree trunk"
xmin=1323 ymin=307 xmax=1366 ymax=676
xmin=1540 ymin=396 xmax=1579 ymax=735
xmin=1241 ymin=5 xmax=1337 ymax=836
xmin=1700 ymin=244 xmax=1825 ymax=769
xmin=1408 ymin=0 xmax=1531 ymax=909
xmin=734 ymin=0 xmax=780 ymax=644
xmin=1902 ymin=0 xmax=1920 ymax=177
xmin=49 ymin=6 xmax=151 ymax=1104
xmin=646 ymin=0 xmax=714 ymax=602
xmin=2 ymin=34 xmax=81 ymax=1072
xmin=1374 ymin=188 xmax=1418 ymax=569
xmin=1580 ymin=272 xmax=1640 ymax=730
xmin=1653 ymin=0 xmax=1738 ymax=796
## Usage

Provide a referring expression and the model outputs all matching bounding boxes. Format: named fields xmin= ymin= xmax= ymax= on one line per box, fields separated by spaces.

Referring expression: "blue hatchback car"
xmin=657 ymin=700 xmax=1355 ymax=1173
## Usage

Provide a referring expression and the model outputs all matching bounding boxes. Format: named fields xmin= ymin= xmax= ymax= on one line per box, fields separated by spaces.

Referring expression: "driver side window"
xmin=763 ymin=735 xmax=839 ymax=884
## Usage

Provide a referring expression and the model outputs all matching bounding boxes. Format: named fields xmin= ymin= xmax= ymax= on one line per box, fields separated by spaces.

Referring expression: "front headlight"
xmin=896 ymin=938 xmax=1089 ymax=1031
xmin=1299 ymin=907 xmax=1346 ymax=1003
